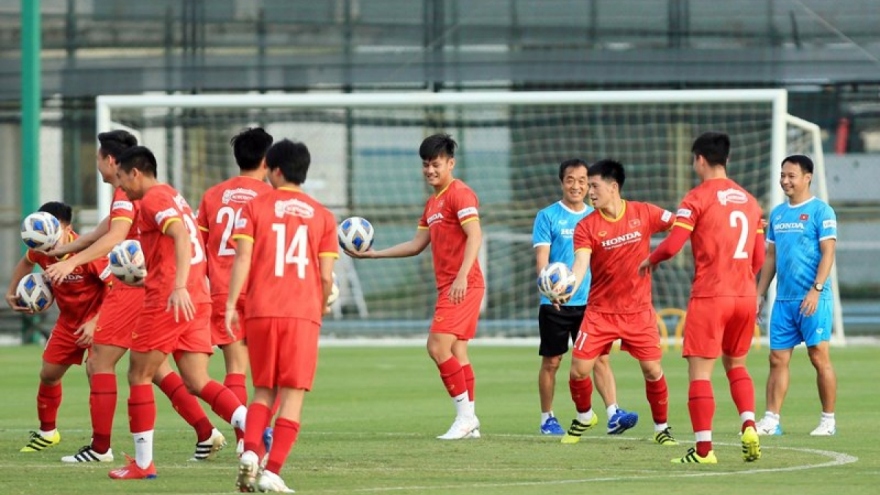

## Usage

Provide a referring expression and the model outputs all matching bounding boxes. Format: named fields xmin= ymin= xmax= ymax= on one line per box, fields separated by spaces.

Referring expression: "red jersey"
xmin=136 ymin=183 xmax=210 ymax=308
xmin=27 ymin=232 xmax=108 ymax=329
xmin=417 ymin=179 xmax=484 ymax=292
xmin=573 ymin=201 xmax=674 ymax=313
xmin=232 ymin=187 xmax=338 ymax=324
xmin=197 ymin=176 xmax=272 ymax=298
xmin=110 ymin=187 xmax=139 ymax=241
xmin=673 ymin=178 xmax=763 ymax=298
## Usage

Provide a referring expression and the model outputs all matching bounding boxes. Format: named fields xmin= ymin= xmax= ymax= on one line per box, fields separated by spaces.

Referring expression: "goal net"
xmin=96 ymin=90 xmax=844 ymax=344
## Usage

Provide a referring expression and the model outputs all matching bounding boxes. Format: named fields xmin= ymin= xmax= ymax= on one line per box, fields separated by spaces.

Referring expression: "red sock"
xmin=688 ymin=380 xmax=715 ymax=457
xmin=264 ymin=417 xmax=300 ymax=476
xmin=726 ymin=367 xmax=756 ymax=431
xmin=569 ymin=377 xmax=593 ymax=414
xmin=89 ymin=373 xmax=117 ymax=453
xmin=200 ymin=380 xmax=243 ymax=424
xmin=224 ymin=373 xmax=248 ymax=406
xmin=645 ymin=375 xmax=669 ymax=424
xmin=462 ymin=364 xmax=475 ymax=402
xmin=158 ymin=372 xmax=213 ymax=442
xmin=37 ymin=382 xmax=62 ymax=432
xmin=243 ymin=402 xmax=272 ymax=457
xmin=128 ymin=384 xmax=155 ymax=433
xmin=437 ymin=357 xmax=467 ymax=398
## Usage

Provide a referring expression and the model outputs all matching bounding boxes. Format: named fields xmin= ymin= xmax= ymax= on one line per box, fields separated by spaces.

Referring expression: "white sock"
xmin=39 ymin=429 xmax=57 ymax=438
xmin=133 ymin=430 xmax=154 ymax=469
xmin=763 ymin=411 xmax=780 ymax=421
xmin=821 ymin=412 xmax=835 ymax=421
xmin=606 ymin=404 xmax=618 ymax=418
xmin=576 ymin=409 xmax=594 ymax=423
xmin=654 ymin=422 xmax=669 ymax=432
xmin=740 ymin=411 xmax=756 ymax=424
xmin=541 ymin=412 xmax=553 ymax=424
xmin=231 ymin=405 xmax=248 ymax=430
xmin=469 ymin=400 xmax=476 ymax=418
xmin=694 ymin=430 xmax=712 ymax=443
xmin=452 ymin=392 xmax=469 ymax=417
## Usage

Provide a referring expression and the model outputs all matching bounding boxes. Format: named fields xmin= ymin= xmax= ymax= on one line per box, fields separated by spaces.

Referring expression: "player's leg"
xmin=757 ymin=299 xmax=799 ymax=435
xmin=21 ymin=361 xmax=70 ymax=452
xmin=721 ymin=296 xmax=760 ymax=462
xmin=212 ymin=299 xmax=249 ymax=406
xmin=152 ymin=358 xmax=222 ymax=460
xmin=561 ymin=354 xmax=600 ymax=443
xmin=108 ymin=348 xmax=166 ymax=479
xmin=637 ymin=359 xmax=676 ymax=445
xmin=454 ymin=288 xmax=482 ymax=428
xmin=803 ymin=298 xmax=836 ymax=435
xmin=537 ymin=305 xmax=572 ymax=435
xmin=63 ymin=343 xmax=127 ymax=462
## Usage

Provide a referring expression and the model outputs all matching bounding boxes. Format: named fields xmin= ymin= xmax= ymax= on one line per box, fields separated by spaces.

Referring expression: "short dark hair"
xmin=691 ymin=131 xmax=730 ymax=166
xmin=419 ymin=133 xmax=457 ymax=160
xmin=117 ymin=146 xmax=158 ymax=177
xmin=98 ymin=130 xmax=138 ymax=161
xmin=38 ymin=201 xmax=73 ymax=225
xmin=587 ymin=159 xmax=626 ymax=190
xmin=782 ymin=154 xmax=814 ymax=175
xmin=231 ymin=127 xmax=274 ymax=171
xmin=266 ymin=139 xmax=311 ymax=185
xmin=558 ymin=158 xmax=588 ymax=182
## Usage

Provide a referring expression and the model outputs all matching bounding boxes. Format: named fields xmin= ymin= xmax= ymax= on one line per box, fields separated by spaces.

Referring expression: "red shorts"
xmin=42 ymin=323 xmax=88 ymax=366
xmin=572 ymin=309 xmax=662 ymax=362
xmin=245 ymin=317 xmax=320 ymax=390
xmin=429 ymin=287 xmax=484 ymax=340
xmin=132 ymin=302 xmax=212 ymax=355
xmin=210 ymin=297 xmax=245 ymax=346
xmin=683 ymin=296 xmax=756 ymax=359
xmin=94 ymin=285 xmax=144 ymax=348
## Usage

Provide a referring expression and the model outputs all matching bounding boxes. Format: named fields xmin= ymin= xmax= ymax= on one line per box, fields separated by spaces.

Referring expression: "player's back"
xmin=236 ymin=188 xmax=338 ymax=324
xmin=197 ymin=176 xmax=272 ymax=297
xmin=678 ymin=178 xmax=762 ymax=297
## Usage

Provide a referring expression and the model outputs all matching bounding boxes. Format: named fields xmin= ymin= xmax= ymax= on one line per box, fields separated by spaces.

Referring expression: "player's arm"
xmin=567 ymin=248 xmax=592 ymax=301
xmin=813 ymin=238 xmax=836 ymax=289
xmin=196 ymin=198 xmax=210 ymax=246
xmin=319 ymin=254 xmax=336 ymax=308
xmin=48 ymin=216 xmax=111 ymax=257
xmin=534 ymin=245 xmax=550 ymax=275
xmin=44 ymin=217 xmax=131 ymax=284
xmin=355 ymin=227 xmax=430 ymax=259
xmin=756 ymin=242 xmax=777 ymax=299
xmin=5 ymin=255 xmax=37 ymax=312
xmin=638 ymin=224 xmax=692 ymax=276
xmin=164 ymin=220 xmax=195 ymax=322
xmin=226 ymin=234 xmax=253 ymax=335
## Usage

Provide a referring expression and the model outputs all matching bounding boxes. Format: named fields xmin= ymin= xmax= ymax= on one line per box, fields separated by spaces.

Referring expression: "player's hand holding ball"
xmin=537 ymin=262 xmax=576 ymax=305
xmin=338 ymin=216 xmax=374 ymax=257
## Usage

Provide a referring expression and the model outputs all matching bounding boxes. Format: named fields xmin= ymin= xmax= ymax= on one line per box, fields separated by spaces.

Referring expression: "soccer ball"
xmin=108 ymin=240 xmax=147 ymax=286
xmin=20 ymin=211 xmax=62 ymax=252
xmin=537 ymin=262 xmax=576 ymax=303
xmin=337 ymin=216 xmax=374 ymax=253
xmin=326 ymin=272 xmax=340 ymax=306
xmin=15 ymin=273 xmax=54 ymax=313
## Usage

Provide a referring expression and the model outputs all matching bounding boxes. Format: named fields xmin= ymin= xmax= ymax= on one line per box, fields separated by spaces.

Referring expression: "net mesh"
xmin=105 ymin=96 xmax=822 ymax=336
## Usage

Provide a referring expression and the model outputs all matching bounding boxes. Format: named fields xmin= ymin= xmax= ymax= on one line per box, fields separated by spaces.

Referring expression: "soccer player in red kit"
xmin=556 ymin=160 xmax=678 ymax=447
xmin=45 ymin=131 xmax=225 ymax=463
xmin=350 ymin=133 xmax=484 ymax=440
xmin=6 ymin=202 xmax=107 ymax=454
xmin=197 ymin=128 xmax=273 ymax=417
xmin=226 ymin=139 xmax=338 ymax=493
xmin=108 ymin=146 xmax=247 ymax=480
xmin=640 ymin=132 xmax=765 ymax=464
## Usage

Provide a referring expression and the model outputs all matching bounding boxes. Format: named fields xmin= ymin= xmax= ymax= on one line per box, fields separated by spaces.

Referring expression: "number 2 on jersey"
xmin=729 ymin=210 xmax=749 ymax=259
xmin=216 ymin=206 xmax=242 ymax=256
xmin=271 ymin=223 xmax=309 ymax=278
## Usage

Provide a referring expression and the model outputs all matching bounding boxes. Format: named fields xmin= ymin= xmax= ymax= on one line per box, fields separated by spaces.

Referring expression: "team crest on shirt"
xmin=800 ymin=213 xmax=809 ymax=221
xmin=717 ymin=188 xmax=748 ymax=205
xmin=598 ymin=231 xmax=607 ymax=237
xmin=629 ymin=218 xmax=641 ymax=228
xmin=274 ymin=199 xmax=314 ymax=219
xmin=222 ymin=188 xmax=258 ymax=205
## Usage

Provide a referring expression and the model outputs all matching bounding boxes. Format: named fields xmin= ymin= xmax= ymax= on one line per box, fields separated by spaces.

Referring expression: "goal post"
xmin=95 ymin=89 xmax=844 ymax=343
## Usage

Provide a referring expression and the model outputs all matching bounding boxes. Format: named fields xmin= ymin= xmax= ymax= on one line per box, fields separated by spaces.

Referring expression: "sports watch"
xmin=812 ymin=283 xmax=824 ymax=292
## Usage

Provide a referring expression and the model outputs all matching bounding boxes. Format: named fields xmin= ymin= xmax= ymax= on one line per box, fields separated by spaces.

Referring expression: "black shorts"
xmin=538 ymin=304 xmax=586 ymax=357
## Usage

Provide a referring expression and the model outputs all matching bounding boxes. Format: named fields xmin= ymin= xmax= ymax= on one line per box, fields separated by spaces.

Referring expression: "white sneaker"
xmin=257 ymin=469 xmax=296 ymax=493
xmin=61 ymin=445 xmax=114 ymax=463
xmin=755 ymin=417 xmax=783 ymax=436
xmin=810 ymin=417 xmax=836 ymax=436
xmin=437 ymin=416 xmax=479 ymax=440
xmin=236 ymin=450 xmax=259 ymax=492
xmin=190 ymin=427 xmax=227 ymax=461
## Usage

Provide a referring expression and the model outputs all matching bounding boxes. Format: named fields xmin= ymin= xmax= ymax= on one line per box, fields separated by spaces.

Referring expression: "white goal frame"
xmin=96 ymin=89 xmax=845 ymax=344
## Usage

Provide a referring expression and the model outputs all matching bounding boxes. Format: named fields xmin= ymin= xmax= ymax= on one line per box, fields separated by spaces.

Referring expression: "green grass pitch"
xmin=1 ymin=343 xmax=878 ymax=494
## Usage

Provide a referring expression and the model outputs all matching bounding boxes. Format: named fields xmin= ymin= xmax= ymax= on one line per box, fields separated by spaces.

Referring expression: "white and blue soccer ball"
xmin=537 ymin=262 xmax=576 ymax=303
xmin=326 ymin=272 xmax=340 ymax=306
xmin=337 ymin=216 xmax=374 ymax=254
xmin=20 ymin=211 xmax=62 ymax=252
xmin=15 ymin=273 xmax=55 ymax=313
xmin=108 ymin=240 xmax=147 ymax=286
